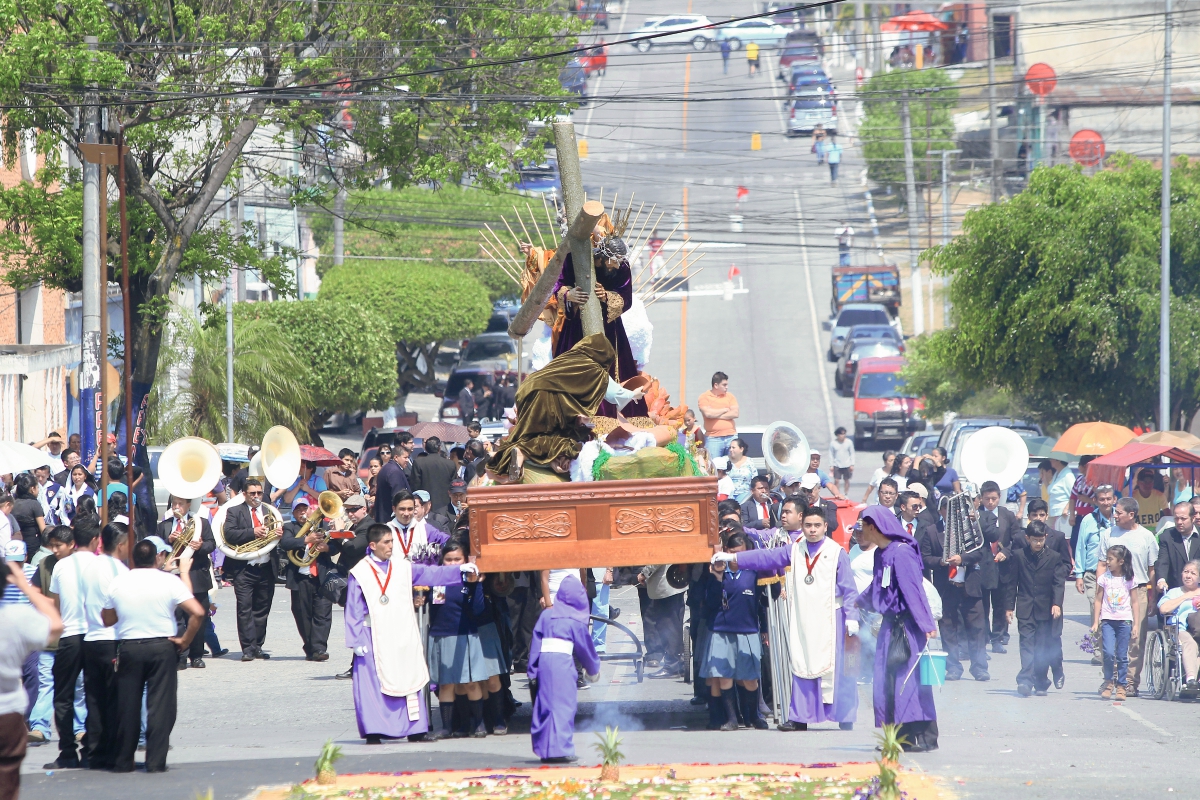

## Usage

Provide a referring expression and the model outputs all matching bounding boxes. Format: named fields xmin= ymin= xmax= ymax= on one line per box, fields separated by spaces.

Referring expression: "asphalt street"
xmin=20 ymin=5 xmax=1200 ymax=799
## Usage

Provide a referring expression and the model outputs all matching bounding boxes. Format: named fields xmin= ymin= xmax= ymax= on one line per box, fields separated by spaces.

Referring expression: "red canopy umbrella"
xmin=1085 ymin=442 xmax=1200 ymax=494
xmin=299 ymin=444 xmax=341 ymax=466
xmin=881 ymin=11 xmax=949 ymax=32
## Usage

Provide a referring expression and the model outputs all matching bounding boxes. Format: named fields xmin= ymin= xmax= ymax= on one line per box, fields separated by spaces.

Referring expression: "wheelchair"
xmin=1145 ymin=623 xmax=1188 ymax=701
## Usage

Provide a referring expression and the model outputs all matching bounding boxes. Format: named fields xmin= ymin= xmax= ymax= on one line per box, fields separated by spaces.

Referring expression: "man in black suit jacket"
xmin=1009 ymin=499 xmax=1071 ymax=685
xmin=1005 ymin=521 xmax=1068 ymax=696
xmin=799 ymin=474 xmax=839 ymax=536
xmin=1156 ymin=501 xmax=1200 ymax=593
xmin=740 ymin=476 xmax=779 ymax=530
xmin=457 ymin=379 xmax=477 ymax=423
xmin=160 ymin=496 xmax=216 ymax=668
xmin=221 ymin=478 xmax=279 ymax=661
xmin=372 ymin=448 xmax=411 ymax=523
xmin=979 ymin=481 xmax=1021 ymax=652
xmin=278 ymin=497 xmax=342 ymax=661
xmin=412 ymin=437 xmax=457 ymax=511
xmin=916 ymin=497 xmax=990 ymax=682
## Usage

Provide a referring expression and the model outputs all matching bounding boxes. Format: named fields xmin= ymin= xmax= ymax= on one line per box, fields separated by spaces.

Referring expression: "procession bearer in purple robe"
xmin=713 ymin=506 xmax=859 ymax=731
xmin=344 ymin=524 xmax=478 ymax=744
xmin=527 ymin=575 xmax=600 ymax=762
xmin=855 ymin=505 xmax=939 ymax=752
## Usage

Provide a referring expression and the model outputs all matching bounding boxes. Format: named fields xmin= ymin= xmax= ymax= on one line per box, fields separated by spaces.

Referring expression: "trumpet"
xmin=169 ymin=512 xmax=199 ymax=563
xmin=287 ymin=491 xmax=344 ymax=568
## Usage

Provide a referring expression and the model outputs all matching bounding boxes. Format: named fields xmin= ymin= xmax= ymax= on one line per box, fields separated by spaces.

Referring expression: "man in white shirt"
xmin=43 ymin=521 xmax=100 ymax=770
xmin=102 ymin=540 xmax=204 ymax=773
xmin=1 ymin=558 xmax=63 ymax=799
xmin=1097 ymin=497 xmax=1160 ymax=696
xmin=79 ymin=521 xmax=131 ymax=770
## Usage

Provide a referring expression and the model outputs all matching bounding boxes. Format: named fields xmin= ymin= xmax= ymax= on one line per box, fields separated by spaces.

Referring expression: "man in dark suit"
xmin=372 ymin=445 xmax=411 ymax=523
xmin=412 ymin=436 xmax=457 ymax=511
xmin=457 ymin=378 xmax=477 ymax=423
xmin=1010 ymin=498 xmax=1071 ymax=688
xmin=740 ymin=476 xmax=779 ymax=530
xmin=799 ymin=473 xmax=839 ymax=535
xmin=1156 ymin=501 xmax=1200 ymax=593
xmin=160 ymin=496 xmax=217 ymax=668
xmin=278 ymin=497 xmax=341 ymax=661
xmin=916 ymin=496 xmax=990 ymax=681
xmin=979 ymin=480 xmax=1020 ymax=653
xmin=334 ymin=493 xmax=373 ymax=680
xmin=440 ymin=479 xmax=468 ymax=530
xmin=221 ymin=478 xmax=279 ymax=661
xmin=1006 ymin=521 xmax=1068 ymax=696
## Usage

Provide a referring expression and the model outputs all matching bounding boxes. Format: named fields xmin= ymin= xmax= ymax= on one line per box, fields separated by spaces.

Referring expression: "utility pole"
xmin=553 ymin=121 xmax=603 ymax=337
xmin=80 ymin=36 xmax=101 ymax=471
xmin=931 ymin=149 xmax=962 ymax=326
xmin=868 ymin=6 xmax=879 ymax=73
xmin=987 ymin=10 xmax=1001 ymax=202
xmin=901 ymin=90 xmax=924 ymax=336
xmin=1160 ymin=0 xmax=1173 ymax=430
xmin=855 ymin=3 xmax=865 ymax=69
xmin=333 ymin=185 xmax=346 ymax=268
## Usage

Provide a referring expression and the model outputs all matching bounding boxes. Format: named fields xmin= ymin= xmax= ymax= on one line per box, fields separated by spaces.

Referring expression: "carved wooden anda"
xmin=468 ymin=477 xmax=720 ymax=571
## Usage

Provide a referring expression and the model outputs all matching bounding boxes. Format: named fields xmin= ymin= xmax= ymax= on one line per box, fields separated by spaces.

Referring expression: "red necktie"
xmin=252 ymin=508 xmax=261 ymax=528
xmin=906 ymin=522 xmax=913 ymax=536
xmin=760 ymin=502 xmax=769 ymax=521
xmin=175 ymin=519 xmax=183 ymax=534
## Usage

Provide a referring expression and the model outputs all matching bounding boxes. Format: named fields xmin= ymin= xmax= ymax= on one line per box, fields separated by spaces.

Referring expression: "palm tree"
xmin=148 ymin=314 xmax=313 ymax=444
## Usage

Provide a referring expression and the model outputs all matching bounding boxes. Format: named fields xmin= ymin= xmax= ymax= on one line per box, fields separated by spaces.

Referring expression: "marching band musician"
xmin=222 ymin=477 xmax=279 ymax=662
xmin=158 ymin=496 xmax=216 ymax=670
xmin=386 ymin=490 xmax=448 ymax=561
xmin=712 ymin=506 xmax=860 ymax=732
xmin=344 ymin=524 xmax=478 ymax=744
xmin=278 ymin=497 xmax=341 ymax=662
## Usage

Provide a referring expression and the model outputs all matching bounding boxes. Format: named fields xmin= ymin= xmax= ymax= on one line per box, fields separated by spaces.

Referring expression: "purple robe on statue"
xmin=858 ymin=506 xmax=938 ymax=729
xmin=552 ymin=254 xmax=648 ymax=418
xmin=528 ymin=576 xmax=601 ymax=759
xmin=344 ymin=562 xmax=465 ymax=739
xmin=736 ymin=539 xmax=860 ymax=725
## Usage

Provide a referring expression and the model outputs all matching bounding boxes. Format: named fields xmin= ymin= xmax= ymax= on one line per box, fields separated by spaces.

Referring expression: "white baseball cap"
xmin=800 ymin=473 xmax=821 ymax=490
xmin=908 ymin=483 xmax=929 ymax=499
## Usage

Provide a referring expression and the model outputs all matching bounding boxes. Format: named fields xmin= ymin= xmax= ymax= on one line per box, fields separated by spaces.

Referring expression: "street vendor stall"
xmin=1085 ymin=442 xmax=1200 ymax=495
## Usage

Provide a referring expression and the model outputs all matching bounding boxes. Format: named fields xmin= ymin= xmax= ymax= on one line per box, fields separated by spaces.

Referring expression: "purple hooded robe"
xmin=857 ymin=505 xmax=938 ymax=731
xmin=735 ymin=538 xmax=860 ymax=724
xmin=528 ymin=575 xmax=601 ymax=759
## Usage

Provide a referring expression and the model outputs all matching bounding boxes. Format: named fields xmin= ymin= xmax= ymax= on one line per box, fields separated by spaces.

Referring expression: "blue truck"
xmin=830 ymin=263 xmax=900 ymax=317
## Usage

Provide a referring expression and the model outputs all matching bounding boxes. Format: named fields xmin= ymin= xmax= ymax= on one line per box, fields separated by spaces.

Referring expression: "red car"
xmin=852 ymin=357 xmax=926 ymax=447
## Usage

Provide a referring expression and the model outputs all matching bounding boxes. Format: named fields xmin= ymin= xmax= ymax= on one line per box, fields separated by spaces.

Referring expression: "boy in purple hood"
xmin=856 ymin=505 xmax=940 ymax=752
xmin=528 ymin=575 xmax=600 ymax=762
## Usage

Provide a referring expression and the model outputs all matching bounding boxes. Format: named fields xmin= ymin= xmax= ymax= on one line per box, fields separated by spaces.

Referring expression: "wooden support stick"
xmin=526 ymin=202 xmax=548 ymax=251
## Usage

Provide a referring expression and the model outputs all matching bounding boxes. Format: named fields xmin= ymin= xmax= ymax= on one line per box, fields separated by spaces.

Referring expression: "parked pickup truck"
xmin=830 ymin=263 xmax=900 ymax=317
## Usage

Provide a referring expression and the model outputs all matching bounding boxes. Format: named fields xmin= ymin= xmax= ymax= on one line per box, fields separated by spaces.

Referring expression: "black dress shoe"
xmin=839 ymin=722 xmax=854 ymax=731
xmin=241 ymin=651 xmax=256 ymax=662
xmin=649 ymin=664 xmax=683 ymax=679
xmin=1017 ymin=683 xmax=1032 ymax=696
xmin=43 ymin=758 xmax=81 ymax=770
xmin=1054 ymin=674 xmax=1065 ymax=690
xmin=690 ymin=696 xmax=708 ymax=706
xmin=973 ymin=672 xmax=991 ymax=682
xmin=210 ymin=648 xmax=229 ymax=658
xmin=255 ymin=650 xmax=271 ymax=660
xmin=991 ymin=643 xmax=1007 ymax=654
xmin=609 ymin=607 xmax=621 ymax=620
xmin=312 ymin=652 xmax=329 ymax=662
xmin=1034 ymin=689 xmax=1048 ymax=696
xmin=365 ymin=734 xmax=382 ymax=745
xmin=190 ymin=658 xmax=206 ymax=669
xmin=945 ymin=672 xmax=963 ymax=682
xmin=777 ymin=721 xmax=807 ymax=731
xmin=540 ymin=756 xmax=578 ymax=764
xmin=336 ymin=668 xmax=354 ymax=680
xmin=177 ymin=657 xmax=188 ymax=671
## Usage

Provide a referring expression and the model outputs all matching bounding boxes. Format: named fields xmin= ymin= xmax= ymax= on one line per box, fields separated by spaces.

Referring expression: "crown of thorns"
xmin=595 ymin=208 xmax=632 ymax=261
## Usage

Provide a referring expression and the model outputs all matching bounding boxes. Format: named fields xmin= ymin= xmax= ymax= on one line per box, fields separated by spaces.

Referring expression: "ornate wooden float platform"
xmin=468 ymin=477 xmax=720 ymax=571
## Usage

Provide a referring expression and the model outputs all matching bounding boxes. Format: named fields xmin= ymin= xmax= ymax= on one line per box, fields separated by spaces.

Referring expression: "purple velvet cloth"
xmin=858 ymin=506 xmax=938 ymax=727
xmin=551 ymin=254 xmax=647 ymax=418
xmin=344 ymin=561 xmax=464 ymax=739
xmin=736 ymin=541 xmax=860 ymax=724
xmin=528 ymin=577 xmax=601 ymax=759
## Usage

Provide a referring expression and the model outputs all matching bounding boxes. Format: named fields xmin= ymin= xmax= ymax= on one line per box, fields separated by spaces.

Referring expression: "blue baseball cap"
xmin=143 ymin=535 xmax=172 ymax=554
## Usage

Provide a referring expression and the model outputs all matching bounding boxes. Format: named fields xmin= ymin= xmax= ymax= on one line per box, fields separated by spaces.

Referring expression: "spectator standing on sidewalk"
xmin=697 ymin=372 xmax=739 ymax=459
xmin=1097 ymin=497 xmax=1158 ymax=697
xmin=827 ymin=135 xmax=843 ymax=183
xmin=829 ymin=427 xmax=855 ymax=496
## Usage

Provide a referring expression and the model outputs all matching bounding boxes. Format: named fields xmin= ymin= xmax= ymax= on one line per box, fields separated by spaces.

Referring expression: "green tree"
xmin=234 ymin=299 xmax=396 ymax=439
xmin=0 ymin=0 xmax=579 ymax=408
xmin=904 ymin=156 xmax=1200 ymax=429
xmin=147 ymin=315 xmax=314 ymax=444
xmin=317 ymin=262 xmax=490 ymax=407
xmin=309 ymin=185 xmax=541 ymax=302
xmin=859 ymin=69 xmax=958 ymax=187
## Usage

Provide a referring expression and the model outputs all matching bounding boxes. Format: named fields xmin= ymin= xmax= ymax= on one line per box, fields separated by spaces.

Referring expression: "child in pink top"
xmin=1091 ymin=544 xmax=1140 ymax=702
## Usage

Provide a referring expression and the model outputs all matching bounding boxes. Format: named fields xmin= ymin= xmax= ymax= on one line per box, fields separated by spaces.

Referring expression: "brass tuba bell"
xmin=761 ymin=420 xmax=811 ymax=479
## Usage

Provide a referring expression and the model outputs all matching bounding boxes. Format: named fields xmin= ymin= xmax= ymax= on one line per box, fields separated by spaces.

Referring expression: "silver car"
xmin=786 ymin=86 xmax=837 ymax=137
xmin=827 ymin=303 xmax=894 ymax=361
xmin=630 ymin=15 xmax=716 ymax=52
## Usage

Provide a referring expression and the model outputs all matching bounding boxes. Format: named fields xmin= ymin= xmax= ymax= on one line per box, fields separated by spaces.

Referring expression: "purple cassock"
xmin=344 ymin=562 xmax=464 ymax=739
xmin=552 ymin=254 xmax=648 ymax=418
xmin=528 ymin=576 xmax=601 ymax=760
xmin=736 ymin=539 xmax=860 ymax=725
xmin=857 ymin=505 xmax=938 ymax=749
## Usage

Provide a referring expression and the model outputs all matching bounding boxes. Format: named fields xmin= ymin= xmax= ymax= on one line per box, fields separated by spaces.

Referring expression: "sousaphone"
xmin=762 ymin=420 xmax=811 ymax=479
xmin=213 ymin=426 xmax=298 ymax=560
xmin=158 ymin=437 xmax=223 ymax=562
xmin=960 ymin=426 xmax=1030 ymax=492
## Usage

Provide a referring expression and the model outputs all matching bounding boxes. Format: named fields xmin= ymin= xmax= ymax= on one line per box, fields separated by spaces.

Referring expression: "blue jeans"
xmin=707 ymin=435 xmax=735 ymax=459
xmin=591 ymin=583 xmax=610 ymax=652
xmin=29 ymin=651 xmax=85 ymax=736
xmin=1101 ymin=619 xmax=1132 ymax=686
